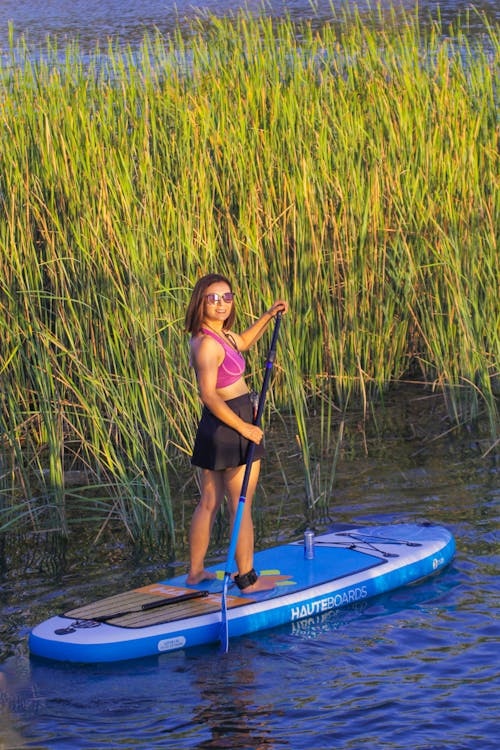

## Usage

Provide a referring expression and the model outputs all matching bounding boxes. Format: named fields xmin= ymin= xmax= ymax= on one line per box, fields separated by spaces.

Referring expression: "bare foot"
xmin=186 ymin=569 xmax=216 ymax=585
xmin=239 ymin=576 xmax=275 ymax=594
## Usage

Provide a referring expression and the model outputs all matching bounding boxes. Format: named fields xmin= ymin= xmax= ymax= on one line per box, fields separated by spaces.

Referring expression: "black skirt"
xmin=191 ymin=393 xmax=265 ymax=471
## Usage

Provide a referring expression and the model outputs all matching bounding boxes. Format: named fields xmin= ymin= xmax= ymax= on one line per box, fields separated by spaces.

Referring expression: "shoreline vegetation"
xmin=0 ymin=7 xmax=498 ymax=549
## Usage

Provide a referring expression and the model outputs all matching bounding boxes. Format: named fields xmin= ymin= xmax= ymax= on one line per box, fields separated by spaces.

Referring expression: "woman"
xmin=185 ymin=273 xmax=288 ymax=593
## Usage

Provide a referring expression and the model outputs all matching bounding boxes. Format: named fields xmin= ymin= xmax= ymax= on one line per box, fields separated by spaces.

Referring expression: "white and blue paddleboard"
xmin=29 ymin=523 xmax=455 ymax=663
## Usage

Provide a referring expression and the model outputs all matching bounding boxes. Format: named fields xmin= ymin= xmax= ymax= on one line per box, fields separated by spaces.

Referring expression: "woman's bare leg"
xmin=187 ymin=469 xmax=225 ymax=585
xmin=225 ymin=460 xmax=274 ymax=592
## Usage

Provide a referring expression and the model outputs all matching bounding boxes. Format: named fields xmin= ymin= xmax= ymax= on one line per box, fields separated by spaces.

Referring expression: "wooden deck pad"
xmin=64 ymin=584 xmax=255 ymax=629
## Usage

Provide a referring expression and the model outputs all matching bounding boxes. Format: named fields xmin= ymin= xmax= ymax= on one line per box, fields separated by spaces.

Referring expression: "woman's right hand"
xmin=240 ymin=423 xmax=264 ymax=444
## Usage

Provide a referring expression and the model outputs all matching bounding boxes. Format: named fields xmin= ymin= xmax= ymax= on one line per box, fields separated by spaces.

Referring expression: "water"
xmin=1 ymin=387 xmax=498 ymax=748
xmin=0 ymin=1 xmax=499 ymax=52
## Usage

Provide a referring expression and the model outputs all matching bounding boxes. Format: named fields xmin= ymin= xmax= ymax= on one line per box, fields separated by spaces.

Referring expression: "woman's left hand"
xmin=267 ymin=300 xmax=289 ymax=317
xmin=238 ymin=299 xmax=289 ymax=351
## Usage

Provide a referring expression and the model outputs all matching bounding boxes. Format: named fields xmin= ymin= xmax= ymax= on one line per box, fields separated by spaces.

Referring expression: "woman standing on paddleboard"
xmin=185 ymin=274 xmax=288 ymax=593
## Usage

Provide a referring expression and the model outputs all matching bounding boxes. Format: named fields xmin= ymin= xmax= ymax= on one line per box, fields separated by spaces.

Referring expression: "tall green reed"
xmin=0 ymin=7 xmax=497 ymax=544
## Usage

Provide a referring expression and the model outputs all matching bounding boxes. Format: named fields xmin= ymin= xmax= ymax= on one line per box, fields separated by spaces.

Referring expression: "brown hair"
xmin=184 ymin=274 xmax=236 ymax=335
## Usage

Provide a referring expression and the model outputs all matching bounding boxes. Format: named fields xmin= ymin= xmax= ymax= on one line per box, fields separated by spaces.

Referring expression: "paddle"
xmin=220 ymin=312 xmax=282 ymax=653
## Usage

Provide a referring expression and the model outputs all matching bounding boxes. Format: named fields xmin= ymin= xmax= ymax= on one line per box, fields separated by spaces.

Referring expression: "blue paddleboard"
xmin=29 ymin=523 xmax=455 ymax=663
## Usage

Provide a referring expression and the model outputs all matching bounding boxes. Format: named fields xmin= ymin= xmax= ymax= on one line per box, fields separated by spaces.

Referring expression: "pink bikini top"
xmin=201 ymin=328 xmax=245 ymax=388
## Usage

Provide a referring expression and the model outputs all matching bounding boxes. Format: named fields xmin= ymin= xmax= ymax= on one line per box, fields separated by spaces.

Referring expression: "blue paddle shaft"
xmin=223 ymin=313 xmax=282 ymax=577
xmin=221 ymin=313 xmax=282 ymax=651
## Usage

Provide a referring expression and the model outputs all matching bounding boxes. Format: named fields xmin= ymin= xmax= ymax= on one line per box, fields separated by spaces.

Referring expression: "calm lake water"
xmin=1 ymin=386 xmax=499 ymax=748
xmin=0 ymin=0 xmax=499 ymax=52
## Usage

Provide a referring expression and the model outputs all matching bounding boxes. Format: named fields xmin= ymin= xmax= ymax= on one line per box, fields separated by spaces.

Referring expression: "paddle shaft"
xmin=221 ymin=312 xmax=282 ymax=650
xmin=223 ymin=312 xmax=282 ymax=578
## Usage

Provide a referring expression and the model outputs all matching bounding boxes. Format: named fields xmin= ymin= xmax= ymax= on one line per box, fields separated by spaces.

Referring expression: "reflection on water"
xmin=0 ymin=0 xmax=499 ymax=52
xmin=189 ymin=656 xmax=279 ymax=749
xmin=1 ymin=383 xmax=498 ymax=748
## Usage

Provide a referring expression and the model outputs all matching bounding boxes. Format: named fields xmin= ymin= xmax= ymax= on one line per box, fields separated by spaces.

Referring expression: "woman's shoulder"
xmin=191 ymin=331 xmax=223 ymax=360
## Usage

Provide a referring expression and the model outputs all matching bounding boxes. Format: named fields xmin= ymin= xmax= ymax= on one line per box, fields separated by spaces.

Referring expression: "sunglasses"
xmin=205 ymin=292 xmax=234 ymax=305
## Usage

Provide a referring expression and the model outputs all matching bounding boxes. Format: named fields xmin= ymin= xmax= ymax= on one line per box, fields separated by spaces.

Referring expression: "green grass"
xmin=0 ymin=7 xmax=498 ymax=545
